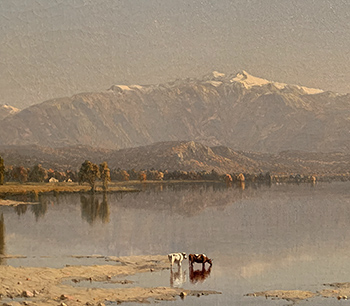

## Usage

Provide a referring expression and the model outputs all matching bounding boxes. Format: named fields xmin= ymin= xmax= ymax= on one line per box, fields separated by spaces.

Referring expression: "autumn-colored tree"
xmin=237 ymin=173 xmax=245 ymax=182
xmin=139 ymin=171 xmax=147 ymax=182
xmin=155 ymin=171 xmax=164 ymax=181
xmin=11 ymin=166 xmax=28 ymax=183
xmin=79 ymin=160 xmax=100 ymax=192
xmin=0 ymin=156 xmax=4 ymax=185
xmin=29 ymin=164 xmax=47 ymax=182
xmin=121 ymin=170 xmax=130 ymax=181
xmin=224 ymin=174 xmax=233 ymax=185
xmin=99 ymin=162 xmax=111 ymax=191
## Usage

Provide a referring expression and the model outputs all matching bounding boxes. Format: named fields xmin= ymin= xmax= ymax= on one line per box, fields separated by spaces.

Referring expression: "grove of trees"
xmin=0 ymin=155 xmax=337 ymax=188
xmin=78 ymin=160 xmax=101 ymax=192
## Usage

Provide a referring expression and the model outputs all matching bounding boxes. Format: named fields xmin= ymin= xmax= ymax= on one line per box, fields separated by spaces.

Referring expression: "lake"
xmin=1 ymin=181 xmax=350 ymax=305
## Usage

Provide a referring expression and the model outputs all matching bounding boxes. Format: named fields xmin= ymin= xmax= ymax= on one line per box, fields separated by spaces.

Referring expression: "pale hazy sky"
xmin=1 ymin=0 xmax=349 ymax=108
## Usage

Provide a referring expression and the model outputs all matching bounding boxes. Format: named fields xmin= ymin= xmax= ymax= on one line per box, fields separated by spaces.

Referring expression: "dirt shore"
xmin=246 ymin=282 xmax=350 ymax=303
xmin=0 ymin=255 xmax=220 ymax=306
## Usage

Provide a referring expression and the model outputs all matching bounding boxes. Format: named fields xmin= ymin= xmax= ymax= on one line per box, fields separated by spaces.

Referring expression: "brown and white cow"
xmin=168 ymin=252 xmax=187 ymax=267
xmin=188 ymin=253 xmax=213 ymax=267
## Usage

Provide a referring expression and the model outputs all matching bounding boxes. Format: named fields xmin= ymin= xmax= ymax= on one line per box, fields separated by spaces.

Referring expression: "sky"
xmin=1 ymin=0 xmax=349 ymax=108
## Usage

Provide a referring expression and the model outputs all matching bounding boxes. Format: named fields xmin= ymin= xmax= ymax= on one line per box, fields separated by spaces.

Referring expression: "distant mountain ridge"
xmin=0 ymin=141 xmax=349 ymax=175
xmin=0 ymin=71 xmax=349 ymax=153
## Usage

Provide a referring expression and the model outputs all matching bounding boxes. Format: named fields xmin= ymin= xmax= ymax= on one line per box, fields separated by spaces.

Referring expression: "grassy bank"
xmin=0 ymin=181 xmax=138 ymax=198
xmin=0 ymin=180 xmax=221 ymax=200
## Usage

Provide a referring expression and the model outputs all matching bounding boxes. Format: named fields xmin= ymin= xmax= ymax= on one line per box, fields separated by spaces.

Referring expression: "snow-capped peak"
xmin=211 ymin=71 xmax=226 ymax=79
xmin=230 ymin=70 xmax=323 ymax=94
xmin=0 ymin=104 xmax=20 ymax=114
xmin=230 ymin=70 xmax=273 ymax=88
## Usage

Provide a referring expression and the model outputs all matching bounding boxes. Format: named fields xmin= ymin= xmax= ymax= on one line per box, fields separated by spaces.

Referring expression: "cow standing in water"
xmin=168 ymin=252 xmax=187 ymax=267
xmin=188 ymin=254 xmax=213 ymax=268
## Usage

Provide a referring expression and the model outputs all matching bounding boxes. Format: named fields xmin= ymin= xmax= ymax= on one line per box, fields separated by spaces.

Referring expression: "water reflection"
xmin=189 ymin=265 xmax=212 ymax=284
xmin=80 ymin=194 xmax=110 ymax=225
xmin=14 ymin=204 xmax=27 ymax=216
xmin=107 ymin=182 xmax=247 ymax=217
xmin=30 ymin=199 xmax=48 ymax=221
xmin=170 ymin=266 xmax=187 ymax=288
xmin=0 ymin=213 xmax=5 ymax=265
xmin=1 ymin=182 xmax=350 ymax=306
xmin=239 ymin=181 xmax=245 ymax=190
xmin=9 ymin=197 xmax=49 ymax=220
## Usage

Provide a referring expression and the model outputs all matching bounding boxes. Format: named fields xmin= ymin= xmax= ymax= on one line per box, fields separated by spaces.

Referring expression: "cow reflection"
xmin=170 ymin=266 xmax=186 ymax=288
xmin=189 ymin=265 xmax=211 ymax=284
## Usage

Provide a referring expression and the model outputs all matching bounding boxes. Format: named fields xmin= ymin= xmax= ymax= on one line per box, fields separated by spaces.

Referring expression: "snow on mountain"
xmin=230 ymin=70 xmax=276 ymax=88
xmin=0 ymin=70 xmax=347 ymax=153
xmin=0 ymin=104 xmax=20 ymax=120
xmin=228 ymin=70 xmax=323 ymax=95
xmin=107 ymin=70 xmax=324 ymax=96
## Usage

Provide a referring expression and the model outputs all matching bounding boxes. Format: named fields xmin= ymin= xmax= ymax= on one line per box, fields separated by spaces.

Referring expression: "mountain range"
xmin=0 ymin=71 xmax=349 ymax=153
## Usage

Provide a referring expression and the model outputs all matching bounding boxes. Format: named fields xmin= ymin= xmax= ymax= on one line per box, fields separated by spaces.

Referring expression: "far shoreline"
xmin=0 ymin=178 xmax=349 ymax=206
xmin=0 ymin=180 xmax=219 ymax=204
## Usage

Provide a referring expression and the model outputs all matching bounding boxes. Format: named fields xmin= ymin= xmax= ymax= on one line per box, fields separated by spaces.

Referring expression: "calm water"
xmin=1 ymin=182 xmax=350 ymax=305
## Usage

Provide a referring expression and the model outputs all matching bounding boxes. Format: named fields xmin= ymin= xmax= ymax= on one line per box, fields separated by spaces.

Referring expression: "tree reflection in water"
xmin=80 ymin=193 xmax=110 ymax=225
xmin=14 ymin=204 xmax=28 ymax=216
xmin=30 ymin=198 xmax=48 ymax=222
xmin=0 ymin=213 xmax=5 ymax=265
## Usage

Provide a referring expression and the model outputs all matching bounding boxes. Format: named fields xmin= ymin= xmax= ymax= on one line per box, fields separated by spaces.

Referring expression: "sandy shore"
xmin=246 ymin=282 xmax=350 ymax=303
xmin=0 ymin=255 xmax=220 ymax=306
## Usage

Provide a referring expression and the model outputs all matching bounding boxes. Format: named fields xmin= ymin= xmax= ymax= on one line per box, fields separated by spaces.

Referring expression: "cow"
xmin=188 ymin=253 xmax=213 ymax=268
xmin=168 ymin=252 xmax=187 ymax=267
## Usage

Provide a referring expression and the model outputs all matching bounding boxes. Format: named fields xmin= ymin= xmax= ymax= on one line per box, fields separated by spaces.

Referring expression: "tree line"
xmin=0 ymin=157 xmax=112 ymax=191
xmin=0 ymin=154 xmax=326 ymax=190
xmin=0 ymin=155 xmax=232 ymax=187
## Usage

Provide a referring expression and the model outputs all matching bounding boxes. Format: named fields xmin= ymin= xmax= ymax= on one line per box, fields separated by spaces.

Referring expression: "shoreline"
xmin=0 ymin=180 xmax=219 ymax=204
xmin=246 ymin=283 xmax=350 ymax=303
xmin=0 ymin=179 xmax=349 ymax=206
xmin=0 ymin=255 xmax=221 ymax=306
xmin=0 ymin=182 xmax=139 ymax=202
